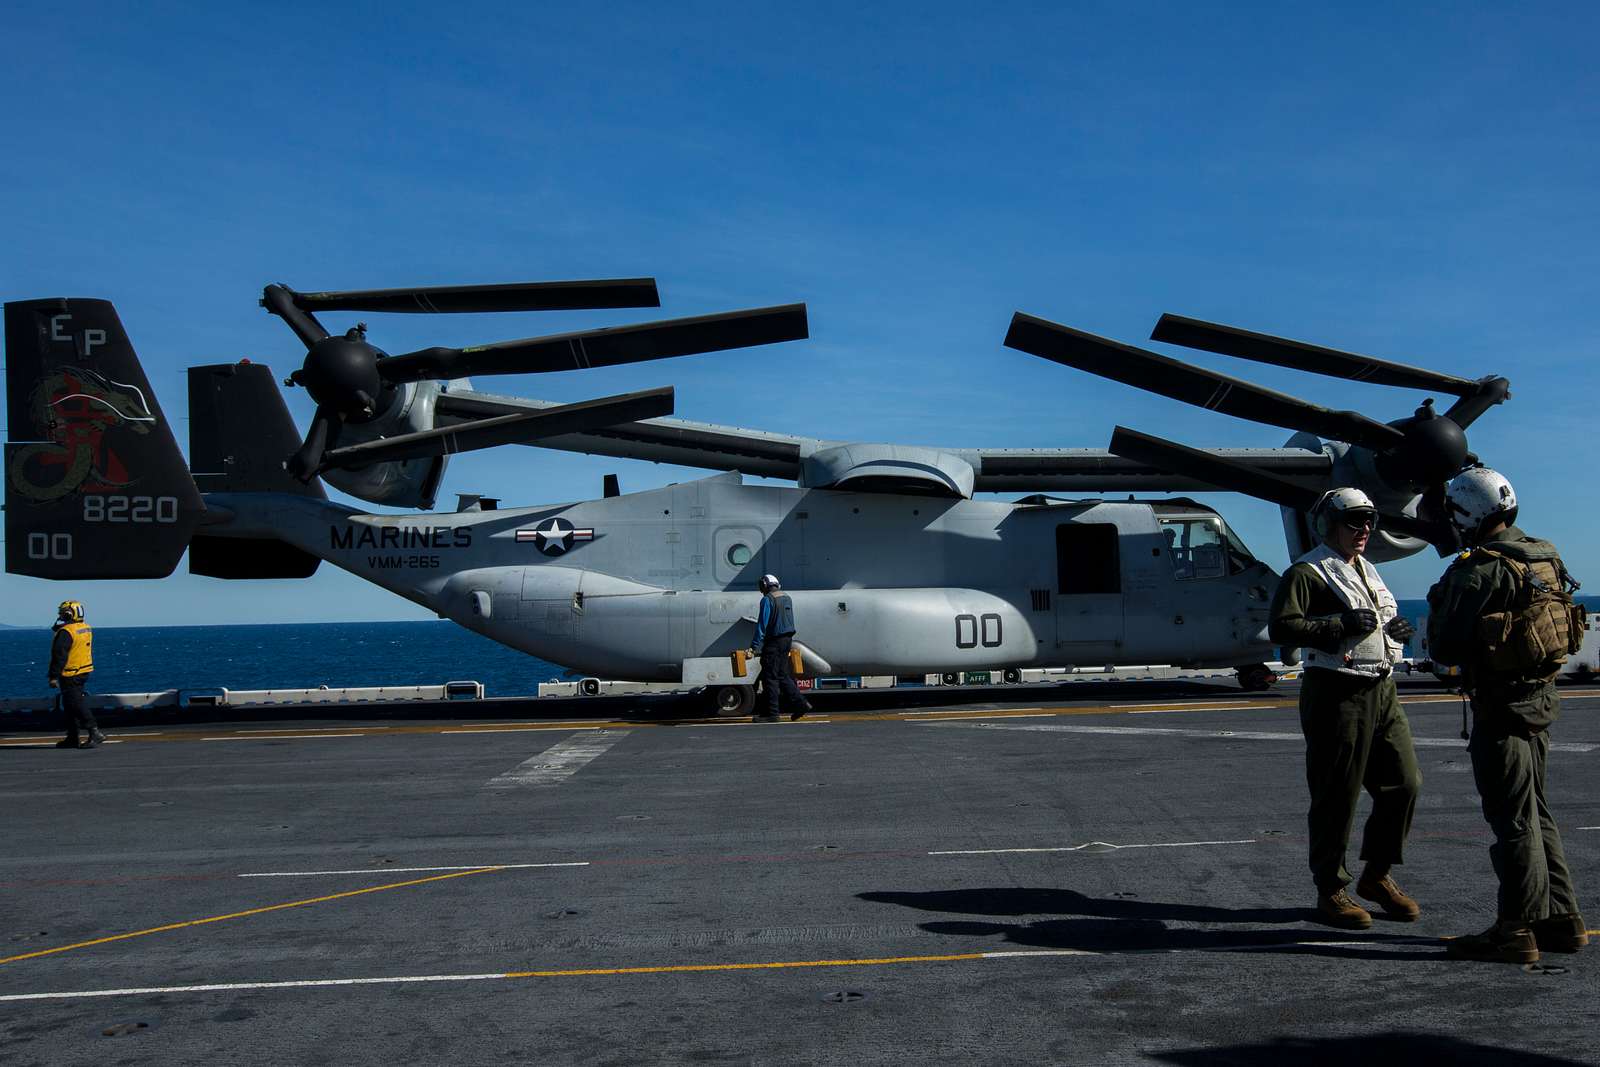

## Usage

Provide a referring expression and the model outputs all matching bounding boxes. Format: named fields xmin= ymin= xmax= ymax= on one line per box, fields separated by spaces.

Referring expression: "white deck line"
xmin=1127 ymin=704 xmax=1258 ymax=714
xmin=930 ymin=838 xmax=1256 ymax=856
xmin=1111 ymin=700 xmax=1271 ymax=710
xmin=201 ymin=734 xmax=365 ymax=741
xmin=0 ymin=973 xmax=509 ymax=1001
xmin=239 ymin=862 xmax=589 ymax=877
xmin=221 ymin=727 xmax=362 ymax=734
xmin=903 ymin=712 xmax=1057 ymax=721
xmin=0 ymin=950 xmax=1101 ymax=1003
xmin=441 ymin=725 xmax=607 ymax=734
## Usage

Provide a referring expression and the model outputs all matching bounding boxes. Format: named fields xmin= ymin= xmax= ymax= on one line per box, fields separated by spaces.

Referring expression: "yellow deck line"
xmin=15 ymin=929 xmax=1597 ymax=1004
xmin=0 ymin=867 xmax=501 ymax=966
xmin=2 ymin=687 xmax=1596 ymax=746
xmin=0 ymin=927 xmax=1592 ymax=1003
xmin=502 ymin=952 xmax=991 ymax=977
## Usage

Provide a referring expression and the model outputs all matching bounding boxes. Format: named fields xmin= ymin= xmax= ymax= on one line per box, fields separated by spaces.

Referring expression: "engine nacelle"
xmin=319 ymin=380 xmax=451 ymax=509
xmin=1277 ymin=432 xmax=1431 ymax=564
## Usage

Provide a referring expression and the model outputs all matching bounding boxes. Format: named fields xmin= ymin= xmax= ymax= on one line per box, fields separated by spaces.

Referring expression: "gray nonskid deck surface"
xmin=2 ymin=688 xmax=1597 ymax=1065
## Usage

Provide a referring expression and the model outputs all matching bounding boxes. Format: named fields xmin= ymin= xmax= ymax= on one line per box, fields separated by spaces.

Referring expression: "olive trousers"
xmin=1298 ymin=669 xmax=1421 ymax=891
xmin=1468 ymin=721 xmax=1580 ymax=923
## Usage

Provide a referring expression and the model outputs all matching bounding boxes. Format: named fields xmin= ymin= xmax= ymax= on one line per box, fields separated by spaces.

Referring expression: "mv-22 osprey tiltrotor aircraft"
xmin=4 ymin=278 xmax=1509 ymax=712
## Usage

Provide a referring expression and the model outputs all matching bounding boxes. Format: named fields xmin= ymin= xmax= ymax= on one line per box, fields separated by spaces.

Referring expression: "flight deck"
xmin=2 ymin=679 xmax=1595 ymax=1065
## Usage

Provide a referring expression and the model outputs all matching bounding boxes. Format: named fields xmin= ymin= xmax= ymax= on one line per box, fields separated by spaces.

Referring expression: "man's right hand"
xmin=1384 ymin=616 xmax=1416 ymax=642
xmin=47 ymin=678 xmax=58 ymax=689
xmin=1339 ymin=609 xmax=1379 ymax=636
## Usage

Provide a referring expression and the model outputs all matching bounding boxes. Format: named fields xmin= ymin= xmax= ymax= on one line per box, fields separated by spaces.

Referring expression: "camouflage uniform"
xmin=1270 ymin=559 xmax=1420 ymax=893
xmin=1426 ymin=526 xmax=1581 ymax=925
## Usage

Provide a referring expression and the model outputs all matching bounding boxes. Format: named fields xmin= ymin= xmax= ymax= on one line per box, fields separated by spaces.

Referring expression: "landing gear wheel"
xmin=1235 ymin=664 xmax=1276 ymax=692
xmin=711 ymin=685 xmax=756 ymax=717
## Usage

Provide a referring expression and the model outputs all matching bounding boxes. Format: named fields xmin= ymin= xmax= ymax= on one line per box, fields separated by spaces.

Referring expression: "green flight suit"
xmin=1269 ymin=562 xmax=1421 ymax=891
xmin=1426 ymin=525 xmax=1581 ymax=924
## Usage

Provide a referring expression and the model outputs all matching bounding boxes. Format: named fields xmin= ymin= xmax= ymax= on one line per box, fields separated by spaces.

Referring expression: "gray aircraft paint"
xmin=208 ymin=472 xmax=1275 ymax=681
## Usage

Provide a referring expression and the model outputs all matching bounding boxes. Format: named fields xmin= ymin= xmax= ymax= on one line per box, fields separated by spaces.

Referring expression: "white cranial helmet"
xmin=759 ymin=573 xmax=781 ymax=592
xmin=1444 ymin=467 xmax=1517 ymax=544
xmin=1310 ymin=487 xmax=1379 ymax=541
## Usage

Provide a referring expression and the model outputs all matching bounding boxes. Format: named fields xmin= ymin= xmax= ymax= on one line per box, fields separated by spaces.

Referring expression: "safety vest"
xmin=770 ymin=593 xmax=796 ymax=636
xmin=1297 ymin=545 xmax=1401 ymax=678
xmin=60 ymin=621 xmax=94 ymax=678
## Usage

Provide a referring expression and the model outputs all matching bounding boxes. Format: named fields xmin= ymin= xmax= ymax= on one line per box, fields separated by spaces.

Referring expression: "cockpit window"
xmin=1159 ymin=516 xmax=1256 ymax=580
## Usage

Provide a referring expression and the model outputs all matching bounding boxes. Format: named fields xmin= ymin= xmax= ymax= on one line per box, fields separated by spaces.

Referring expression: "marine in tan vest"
xmin=1268 ymin=488 xmax=1421 ymax=929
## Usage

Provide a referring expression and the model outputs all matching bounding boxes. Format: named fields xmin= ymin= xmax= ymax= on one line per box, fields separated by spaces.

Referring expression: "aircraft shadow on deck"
xmin=0 ymin=678 xmax=1282 ymax=731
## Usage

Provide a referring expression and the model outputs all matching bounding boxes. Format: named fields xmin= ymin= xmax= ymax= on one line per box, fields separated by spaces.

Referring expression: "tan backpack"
xmin=1472 ymin=546 xmax=1587 ymax=677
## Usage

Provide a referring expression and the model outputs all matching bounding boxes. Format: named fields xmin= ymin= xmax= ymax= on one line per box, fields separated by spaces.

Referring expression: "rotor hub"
xmin=1377 ymin=408 xmax=1469 ymax=490
xmin=297 ymin=334 xmax=387 ymax=420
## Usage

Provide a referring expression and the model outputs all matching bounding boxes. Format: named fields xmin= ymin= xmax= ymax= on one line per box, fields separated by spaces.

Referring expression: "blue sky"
xmin=3 ymin=1 xmax=1596 ymax=626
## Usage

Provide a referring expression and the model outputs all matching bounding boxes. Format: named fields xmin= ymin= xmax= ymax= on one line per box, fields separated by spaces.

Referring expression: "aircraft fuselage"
xmin=209 ymin=473 xmax=1278 ymax=681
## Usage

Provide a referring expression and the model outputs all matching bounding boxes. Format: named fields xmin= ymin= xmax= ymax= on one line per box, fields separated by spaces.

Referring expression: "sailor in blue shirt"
xmin=748 ymin=573 xmax=813 ymax=722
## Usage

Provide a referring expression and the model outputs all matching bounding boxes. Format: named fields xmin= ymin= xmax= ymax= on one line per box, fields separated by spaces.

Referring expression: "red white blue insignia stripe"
xmin=517 ymin=518 xmax=595 ymax=555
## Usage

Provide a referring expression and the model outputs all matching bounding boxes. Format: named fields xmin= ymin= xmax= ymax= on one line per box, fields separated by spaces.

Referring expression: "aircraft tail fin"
xmin=187 ymin=362 xmax=322 ymax=578
xmin=5 ymin=298 xmax=203 ymax=578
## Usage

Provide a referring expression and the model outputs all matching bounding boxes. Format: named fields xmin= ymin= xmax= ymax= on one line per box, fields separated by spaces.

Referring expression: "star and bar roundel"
xmin=515 ymin=517 xmax=596 ymax=555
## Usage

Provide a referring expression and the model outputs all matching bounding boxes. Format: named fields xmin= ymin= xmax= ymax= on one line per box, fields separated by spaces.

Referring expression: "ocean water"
xmin=4 ymin=596 xmax=1595 ymax=700
xmin=0 ymin=621 xmax=569 ymax=699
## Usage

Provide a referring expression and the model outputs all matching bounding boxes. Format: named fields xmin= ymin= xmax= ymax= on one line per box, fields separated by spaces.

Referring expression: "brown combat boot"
xmin=1531 ymin=914 xmax=1589 ymax=954
xmin=1446 ymin=921 xmax=1539 ymax=964
xmin=1356 ymin=869 xmax=1421 ymax=922
xmin=1316 ymin=888 xmax=1373 ymax=930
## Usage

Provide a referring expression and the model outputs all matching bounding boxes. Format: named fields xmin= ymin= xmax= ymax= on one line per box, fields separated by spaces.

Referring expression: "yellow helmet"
xmin=57 ymin=600 xmax=84 ymax=623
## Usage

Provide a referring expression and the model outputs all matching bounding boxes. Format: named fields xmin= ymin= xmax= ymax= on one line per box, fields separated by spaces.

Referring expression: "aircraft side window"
xmin=1055 ymin=522 xmax=1119 ymax=595
xmin=726 ymin=543 xmax=753 ymax=566
xmin=1160 ymin=518 xmax=1229 ymax=580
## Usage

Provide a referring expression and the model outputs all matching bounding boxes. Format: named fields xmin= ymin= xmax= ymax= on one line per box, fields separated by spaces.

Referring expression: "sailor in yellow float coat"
xmin=48 ymin=600 xmax=104 ymax=749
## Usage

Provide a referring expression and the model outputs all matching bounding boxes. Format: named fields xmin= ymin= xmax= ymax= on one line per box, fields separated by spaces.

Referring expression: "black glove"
xmin=1384 ymin=616 xmax=1415 ymax=642
xmin=1338 ymin=609 xmax=1379 ymax=636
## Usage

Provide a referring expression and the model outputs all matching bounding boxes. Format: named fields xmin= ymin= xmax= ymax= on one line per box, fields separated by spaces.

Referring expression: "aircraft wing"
xmin=434 ymin=390 xmax=1333 ymax=493
xmin=965 ymin=447 xmax=1332 ymax=493
xmin=434 ymin=389 xmax=807 ymax=479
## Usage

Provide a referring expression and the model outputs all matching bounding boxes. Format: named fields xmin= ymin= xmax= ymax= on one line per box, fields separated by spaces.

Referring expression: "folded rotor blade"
xmin=286 ymin=405 xmax=342 ymax=483
xmin=317 ymin=387 xmax=675 ymax=471
xmin=1005 ymin=313 xmax=1406 ymax=451
xmin=1109 ymin=427 xmax=1322 ymax=513
xmin=1151 ymin=314 xmax=1482 ymax=396
xmin=288 ymin=279 xmax=662 ymax=315
xmin=1152 ymin=314 xmax=1511 ymax=434
xmin=1109 ymin=426 xmax=1444 ymax=545
xmin=1440 ymin=376 xmax=1512 ymax=430
xmin=378 ymin=303 xmax=809 ymax=382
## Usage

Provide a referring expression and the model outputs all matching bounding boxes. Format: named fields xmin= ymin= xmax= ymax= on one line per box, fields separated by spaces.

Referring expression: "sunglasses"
xmin=1340 ymin=514 xmax=1377 ymax=531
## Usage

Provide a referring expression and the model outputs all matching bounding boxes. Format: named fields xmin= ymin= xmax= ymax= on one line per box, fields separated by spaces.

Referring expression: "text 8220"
xmin=81 ymin=495 xmax=181 ymax=523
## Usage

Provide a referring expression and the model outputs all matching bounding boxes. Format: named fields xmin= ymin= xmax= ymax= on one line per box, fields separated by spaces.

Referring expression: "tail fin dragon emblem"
xmin=8 ymin=367 xmax=159 ymax=502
